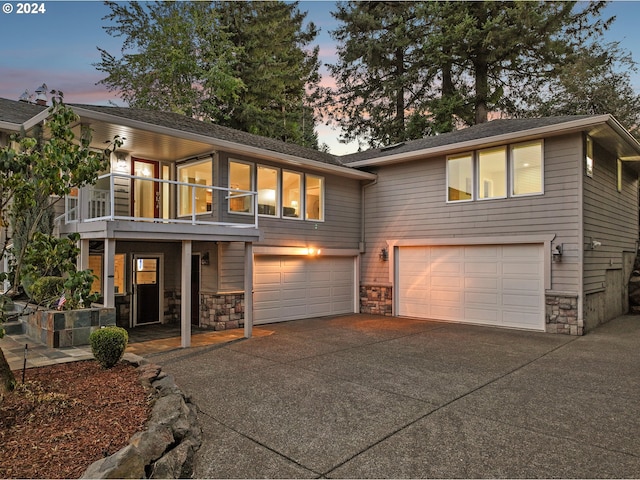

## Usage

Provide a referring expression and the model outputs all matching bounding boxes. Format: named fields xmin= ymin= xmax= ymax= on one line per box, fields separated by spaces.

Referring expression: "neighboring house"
xmin=1 ymin=97 xmax=639 ymax=342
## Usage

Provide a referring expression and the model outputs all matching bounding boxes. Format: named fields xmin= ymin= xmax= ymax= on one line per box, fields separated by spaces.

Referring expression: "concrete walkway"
xmin=147 ymin=314 xmax=640 ymax=478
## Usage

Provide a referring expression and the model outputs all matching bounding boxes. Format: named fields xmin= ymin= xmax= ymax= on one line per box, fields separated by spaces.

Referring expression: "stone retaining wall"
xmin=26 ymin=308 xmax=116 ymax=348
xmin=82 ymin=354 xmax=202 ymax=479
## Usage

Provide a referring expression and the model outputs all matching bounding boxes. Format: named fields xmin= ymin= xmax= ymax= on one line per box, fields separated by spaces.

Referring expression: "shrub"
xmin=89 ymin=326 xmax=129 ymax=369
xmin=29 ymin=276 xmax=65 ymax=307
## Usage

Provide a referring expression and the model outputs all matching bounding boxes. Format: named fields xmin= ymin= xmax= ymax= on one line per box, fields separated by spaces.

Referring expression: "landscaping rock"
xmin=81 ymin=362 xmax=202 ymax=479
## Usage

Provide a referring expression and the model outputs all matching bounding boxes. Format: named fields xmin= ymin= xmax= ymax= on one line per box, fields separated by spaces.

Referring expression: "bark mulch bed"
xmin=0 ymin=360 xmax=152 ymax=479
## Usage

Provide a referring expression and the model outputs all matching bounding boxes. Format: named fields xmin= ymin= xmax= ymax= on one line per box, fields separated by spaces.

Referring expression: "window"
xmin=282 ymin=170 xmax=302 ymax=218
xmin=305 ymin=174 xmax=324 ymax=221
xmin=89 ymin=254 xmax=102 ymax=295
xmin=114 ymin=253 xmax=126 ymax=295
xmin=478 ymin=147 xmax=507 ymax=200
xmin=178 ymin=158 xmax=212 ymax=216
xmin=257 ymin=165 xmax=279 ymax=216
xmin=447 ymin=153 xmax=473 ymax=201
xmin=229 ymin=160 xmax=253 ymax=213
xmin=586 ymin=136 xmax=594 ymax=178
xmin=511 ymin=141 xmax=543 ymax=196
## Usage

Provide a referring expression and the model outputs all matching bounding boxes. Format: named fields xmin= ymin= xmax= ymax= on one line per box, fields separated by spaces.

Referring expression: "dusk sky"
xmin=1 ymin=1 xmax=639 ymax=154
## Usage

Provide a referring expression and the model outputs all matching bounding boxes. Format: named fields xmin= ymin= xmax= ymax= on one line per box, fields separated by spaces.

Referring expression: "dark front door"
xmin=191 ymin=255 xmax=200 ymax=326
xmin=134 ymin=256 xmax=160 ymax=325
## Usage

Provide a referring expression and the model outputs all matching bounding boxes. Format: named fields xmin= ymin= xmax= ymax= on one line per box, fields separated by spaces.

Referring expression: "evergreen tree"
xmin=328 ymin=1 xmax=628 ymax=147
xmin=96 ymin=1 xmax=321 ymax=148
xmin=215 ymin=1 xmax=321 ymax=147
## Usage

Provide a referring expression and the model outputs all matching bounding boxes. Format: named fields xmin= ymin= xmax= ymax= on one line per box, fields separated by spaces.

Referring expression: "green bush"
xmin=29 ymin=276 xmax=65 ymax=307
xmin=89 ymin=326 xmax=129 ymax=369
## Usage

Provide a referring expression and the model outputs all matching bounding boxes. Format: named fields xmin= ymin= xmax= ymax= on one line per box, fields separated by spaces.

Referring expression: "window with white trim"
xmin=305 ymin=174 xmax=324 ymax=221
xmin=282 ymin=170 xmax=302 ymax=218
xmin=447 ymin=153 xmax=473 ymax=201
xmin=229 ymin=160 xmax=254 ymax=214
xmin=511 ymin=141 xmax=543 ymax=196
xmin=447 ymin=140 xmax=543 ymax=202
xmin=257 ymin=165 xmax=279 ymax=216
xmin=478 ymin=146 xmax=507 ymax=200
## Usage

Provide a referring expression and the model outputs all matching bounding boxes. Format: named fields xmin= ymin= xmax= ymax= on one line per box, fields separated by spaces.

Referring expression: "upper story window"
xmin=305 ymin=174 xmax=324 ymax=221
xmin=257 ymin=165 xmax=279 ymax=216
xmin=585 ymin=136 xmax=594 ymax=178
xmin=228 ymin=159 xmax=324 ymax=221
xmin=177 ymin=158 xmax=213 ymax=216
xmin=478 ymin=147 xmax=507 ymax=200
xmin=282 ymin=170 xmax=302 ymax=218
xmin=511 ymin=141 xmax=543 ymax=196
xmin=447 ymin=140 xmax=543 ymax=203
xmin=447 ymin=153 xmax=473 ymax=201
xmin=229 ymin=160 xmax=254 ymax=214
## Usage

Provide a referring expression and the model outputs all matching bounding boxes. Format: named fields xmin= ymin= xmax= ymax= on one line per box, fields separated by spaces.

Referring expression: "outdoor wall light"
xmin=379 ymin=247 xmax=388 ymax=261
xmin=552 ymin=244 xmax=563 ymax=262
xmin=201 ymin=252 xmax=210 ymax=266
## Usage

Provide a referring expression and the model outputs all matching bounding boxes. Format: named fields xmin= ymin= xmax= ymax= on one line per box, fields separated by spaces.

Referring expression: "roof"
xmin=341 ymin=114 xmax=640 ymax=169
xmin=0 ymin=97 xmax=47 ymax=127
xmin=71 ymin=103 xmax=344 ymax=167
xmin=342 ymin=116 xmax=594 ymax=164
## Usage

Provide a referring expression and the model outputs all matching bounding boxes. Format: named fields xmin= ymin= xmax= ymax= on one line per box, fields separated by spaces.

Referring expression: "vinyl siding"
xmin=582 ymin=140 xmax=639 ymax=293
xmin=362 ymin=134 xmax=583 ymax=293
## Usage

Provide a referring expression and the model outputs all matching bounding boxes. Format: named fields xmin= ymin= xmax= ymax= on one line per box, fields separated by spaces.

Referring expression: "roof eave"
xmin=71 ymin=106 xmax=376 ymax=181
xmin=347 ymin=115 xmax=617 ymax=168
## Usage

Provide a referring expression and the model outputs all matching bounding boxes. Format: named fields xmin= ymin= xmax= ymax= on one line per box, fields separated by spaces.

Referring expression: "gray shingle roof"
xmin=340 ymin=115 xmax=595 ymax=163
xmin=0 ymin=97 xmax=47 ymax=124
xmin=71 ymin=103 xmax=345 ymax=167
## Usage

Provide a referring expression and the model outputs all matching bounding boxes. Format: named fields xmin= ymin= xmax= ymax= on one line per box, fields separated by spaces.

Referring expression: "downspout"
xmin=360 ymin=175 xmax=378 ymax=253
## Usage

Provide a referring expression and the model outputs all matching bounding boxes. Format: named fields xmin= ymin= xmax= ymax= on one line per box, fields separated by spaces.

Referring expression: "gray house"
xmin=346 ymin=116 xmax=640 ymax=335
xmin=2 ymin=97 xmax=639 ymax=342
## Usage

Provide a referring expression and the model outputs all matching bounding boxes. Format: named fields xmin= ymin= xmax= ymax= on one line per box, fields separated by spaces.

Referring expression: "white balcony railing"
xmin=57 ymin=172 xmax=258 ymax=228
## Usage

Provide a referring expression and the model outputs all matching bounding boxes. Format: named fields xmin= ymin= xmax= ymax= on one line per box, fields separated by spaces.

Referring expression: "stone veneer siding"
xmin=26 ymin=307 xmax=116 ymax=348
xmin=200 ymin=293 xmax=244 ymax=330
xmin=360 ymin=285 xmax=393 ymax=316
xmin=545 ymin=293 xmax=582 ymax=335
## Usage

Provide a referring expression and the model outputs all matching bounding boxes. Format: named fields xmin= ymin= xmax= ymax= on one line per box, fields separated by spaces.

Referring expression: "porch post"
xmin=103 ymin=239 xmax=116 ymax=308
xmin=244 ymin=242 xmax=253 ymax=338
xmin=181 ymin=240 xmax=192 ymax=348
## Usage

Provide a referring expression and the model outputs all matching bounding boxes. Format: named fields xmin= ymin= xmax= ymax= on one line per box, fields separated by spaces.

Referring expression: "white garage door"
xmin=398 ymin=244 xmax=544 ymax=330
xmin=253 ymin=256 xmax=355 ymax=324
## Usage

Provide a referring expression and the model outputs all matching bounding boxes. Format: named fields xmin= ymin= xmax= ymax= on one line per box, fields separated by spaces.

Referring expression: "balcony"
xmin=58 ymin=172 xmax=258 ymax=227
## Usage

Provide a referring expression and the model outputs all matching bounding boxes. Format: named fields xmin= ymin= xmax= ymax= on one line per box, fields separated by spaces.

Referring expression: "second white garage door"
xmin=397 ymin=244 xmax=544 ymax=330
xmin=253 ymin=256 xmax=355 ymax=325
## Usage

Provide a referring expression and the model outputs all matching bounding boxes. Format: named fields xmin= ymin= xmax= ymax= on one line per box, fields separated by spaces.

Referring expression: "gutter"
xmin=347 ymin=115 xmax=614 ymax=168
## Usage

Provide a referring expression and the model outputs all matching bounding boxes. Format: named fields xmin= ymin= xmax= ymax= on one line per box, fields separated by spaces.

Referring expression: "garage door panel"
xmin=431 ymin=289 xmax=462 ymax=303
xmin=465 ymin=307 xmax=499 ymax=323
xmin=502 ymin=263 xmax=541 ymax=275
xmin=465 ymin=277 xmax=499 ymax=289
xmin=502 ymin=293 xmax=542 ymax=308
xmin=465 ymin=291 xmax=499 ymax=305
xmin=399 ymin=244 xmax=544 ymax=331
xmin=432 ymin=262 xmax=462 ymax=274
xmin=254 ymin=256 xmax=355 ymax=325
xmin=431 ymin=276 xmax=462 ymax=288
xmin=465 ymin=262 xmax=499 ymax=274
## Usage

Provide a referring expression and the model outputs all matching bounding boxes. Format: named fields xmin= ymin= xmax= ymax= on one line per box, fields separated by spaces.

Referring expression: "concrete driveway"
xmin=149 ymin=314 xmax=640 ymax=478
